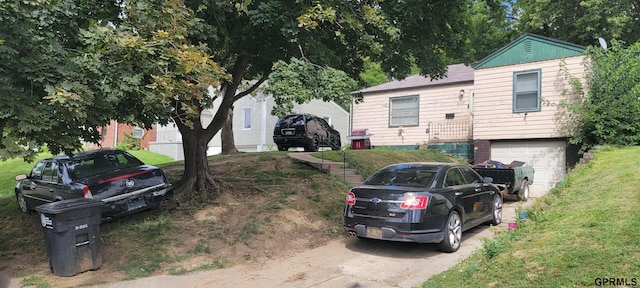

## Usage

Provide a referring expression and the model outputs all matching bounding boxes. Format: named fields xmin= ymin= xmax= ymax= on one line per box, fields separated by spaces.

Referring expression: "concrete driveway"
xmin=87 ymin=199 xmax=530 ymax=288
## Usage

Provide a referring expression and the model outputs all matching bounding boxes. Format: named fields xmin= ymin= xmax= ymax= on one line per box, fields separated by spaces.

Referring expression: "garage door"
xmin=491 ymin=140 xmax=566 ymax=197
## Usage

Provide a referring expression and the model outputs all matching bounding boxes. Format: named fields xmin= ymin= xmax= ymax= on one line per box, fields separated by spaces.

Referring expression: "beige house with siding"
xmin=351 ymin=34 xmax=587 ymax=197
xmin=472 ymin=33 xmax=586 ymax=197
xmin=351 ymin=63 xmax=475 ymax=158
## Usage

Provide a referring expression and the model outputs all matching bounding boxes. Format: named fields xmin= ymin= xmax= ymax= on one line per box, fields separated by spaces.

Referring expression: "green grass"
xmin=421 ymin=146 xmax=640 ymax=287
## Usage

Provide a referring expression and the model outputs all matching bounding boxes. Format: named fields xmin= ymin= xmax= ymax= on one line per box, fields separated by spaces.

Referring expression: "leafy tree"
xmin=77 ymin=1 xmax=229 ymax=198
xmin=561 ymin=40 xmax=640 ymax=151
xmin=0 ymin=0 xmax=121 ymax=161
xmin=2 ymin=0 xmax=478 ymax=200
xmin=466 ymin=0 xmax=517 ymax=61
xmin=171 ymin=0 xmax=476 ymax=197
xmin=514 ymin=0 xmax=640 ymax=46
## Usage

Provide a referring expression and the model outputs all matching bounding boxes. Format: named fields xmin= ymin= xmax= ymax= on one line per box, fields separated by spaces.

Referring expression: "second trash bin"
xmin=36 ymin=198 xmax=103 ymax=277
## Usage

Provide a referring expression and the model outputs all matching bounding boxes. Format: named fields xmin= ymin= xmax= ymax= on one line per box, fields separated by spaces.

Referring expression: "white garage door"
xmin=491 ymin=141 xmax=566 ymax=197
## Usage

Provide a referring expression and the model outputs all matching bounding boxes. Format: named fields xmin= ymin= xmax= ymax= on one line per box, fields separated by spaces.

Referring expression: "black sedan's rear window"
xmin=364 ymin=166 xmax=437 ymax=188
xmin=69 ymin=153 xmax=144 ymax=179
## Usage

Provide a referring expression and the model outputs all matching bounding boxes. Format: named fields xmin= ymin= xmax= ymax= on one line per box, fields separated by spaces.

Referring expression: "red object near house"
xmin=348 ymin=129 xmax=371 ymax=150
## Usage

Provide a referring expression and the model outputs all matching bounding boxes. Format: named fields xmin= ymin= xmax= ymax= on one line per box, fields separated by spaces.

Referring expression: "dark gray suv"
xmin=273 ymin=114 xmax=341 ymax=152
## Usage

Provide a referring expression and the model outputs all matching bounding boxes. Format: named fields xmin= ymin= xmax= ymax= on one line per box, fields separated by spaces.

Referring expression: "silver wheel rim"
xmin=17 ymin=193 xmax=27 ymax=212
xmin=447 ymin=213 xmax=462 ymax=250
xmin=524 ymin=184 xmax=529 ymax=199
xmin=494 ymin=197 xmax=503 ymax=223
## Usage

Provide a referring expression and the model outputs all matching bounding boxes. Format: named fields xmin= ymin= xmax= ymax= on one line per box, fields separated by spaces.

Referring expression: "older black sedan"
xmin=343 ymin=162 xmax=502 ymax=252
xmin=15 ymin=149 xmax=173 ymax=221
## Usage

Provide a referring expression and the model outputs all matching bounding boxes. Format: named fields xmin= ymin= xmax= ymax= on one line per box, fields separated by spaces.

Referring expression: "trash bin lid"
xmin=35 ymin=198 xmax=104 ymax=215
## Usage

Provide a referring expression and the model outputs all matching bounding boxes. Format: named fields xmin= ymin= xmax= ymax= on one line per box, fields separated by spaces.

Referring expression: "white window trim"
xmin=389 ymin=95 xmax=420 ymax=127
xmin=513 ymin=69 xmax=542 ymax=113
xmin=242 ymin=107 xmax=252 ymax=130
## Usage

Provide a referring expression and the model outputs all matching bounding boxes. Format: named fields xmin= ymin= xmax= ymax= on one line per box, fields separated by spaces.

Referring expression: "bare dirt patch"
xmin=1 ymin=153 xmax=347 ymax=288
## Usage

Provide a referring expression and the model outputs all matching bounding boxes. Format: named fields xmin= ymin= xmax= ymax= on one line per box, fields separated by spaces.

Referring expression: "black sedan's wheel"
xmin=517 ymin=180 xmax=530 ymax=201
xmin=489 ymin=195 xmax=503 ymax=226
xmin=438 ymin=211 xmax=462 ymax=253
xmin=16 ymin=191 xmax=29 ymax=213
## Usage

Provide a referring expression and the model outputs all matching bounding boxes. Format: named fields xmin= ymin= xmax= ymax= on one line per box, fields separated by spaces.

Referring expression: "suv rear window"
xmin=275 ymin=114 xmax=306 ymax=127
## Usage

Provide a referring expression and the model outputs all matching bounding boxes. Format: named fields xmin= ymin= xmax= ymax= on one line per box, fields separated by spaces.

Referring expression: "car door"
xmin=34 ymin=161 xmax=64 ymax=203
xmin=444 ymin=167 xmax=478 ymax=225
xmin=25 ymin=160 xmax=58 ymax=205
xmin=459 ymin=166 xmax=497 ymax=221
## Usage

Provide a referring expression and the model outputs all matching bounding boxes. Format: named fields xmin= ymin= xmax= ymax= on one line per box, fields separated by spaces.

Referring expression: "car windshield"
xmin=364 ymin=165 xmax=437 ymax=188
xmin=69 ymin=152 xmax=144 ymax=179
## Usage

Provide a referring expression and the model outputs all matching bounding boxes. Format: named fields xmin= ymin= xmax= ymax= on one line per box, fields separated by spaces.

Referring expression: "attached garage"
xmin=490 ymin=140 xmax=566 ymax=197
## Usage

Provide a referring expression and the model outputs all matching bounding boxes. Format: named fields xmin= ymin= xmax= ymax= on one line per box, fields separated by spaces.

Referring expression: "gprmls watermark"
xmin=595 ymin=278 xmax=637 ymax=286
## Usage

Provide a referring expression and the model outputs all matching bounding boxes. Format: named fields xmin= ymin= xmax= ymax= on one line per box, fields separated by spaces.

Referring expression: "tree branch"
xmin=232 ymin=76 xmax=268 ymax=102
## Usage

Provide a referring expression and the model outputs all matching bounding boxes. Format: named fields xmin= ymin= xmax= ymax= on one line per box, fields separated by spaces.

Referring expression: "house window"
xmin=513 ymin=70 xmax=541 ymax=112
xmin=243 ymin=107 xmax=252 ymax=130
xmin=132 ymin=127 xmax=144 ymax=139
xmin=389 ymin=95 xmax=419 ymax=127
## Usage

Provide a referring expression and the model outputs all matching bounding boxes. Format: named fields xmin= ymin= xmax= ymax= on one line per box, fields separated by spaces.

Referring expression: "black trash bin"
xmin=36 ymin=198 xmax=103 ymax=277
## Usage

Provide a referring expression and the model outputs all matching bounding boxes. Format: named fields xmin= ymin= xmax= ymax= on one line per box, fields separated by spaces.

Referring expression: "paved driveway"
xmin=87 ymin=199 xmax=530 ymax=288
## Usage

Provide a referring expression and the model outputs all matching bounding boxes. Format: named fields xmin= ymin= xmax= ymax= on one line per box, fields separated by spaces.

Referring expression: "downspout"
xmin=260 ymin=95 xmax=273 ymax=151
xmin=470 ymin=91 xmax=474 ymax=138
xmin=113 ymin=120 xmax=118 ymax=148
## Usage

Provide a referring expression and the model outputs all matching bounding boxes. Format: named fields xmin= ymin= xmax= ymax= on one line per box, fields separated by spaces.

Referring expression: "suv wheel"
xmin=277 ymin=145 xmax=288 ymax=151
xmin=331 ymin=135 xmax=341 ymax=151
xmin=305 ymin=135 xmax=319 ymax=152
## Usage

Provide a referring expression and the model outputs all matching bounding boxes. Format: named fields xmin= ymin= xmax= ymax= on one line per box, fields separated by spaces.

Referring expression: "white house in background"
xmin=150 ymin=91 xmax=349 ymax=160
xmin=231 ymin=92 xmax=349 ymax=153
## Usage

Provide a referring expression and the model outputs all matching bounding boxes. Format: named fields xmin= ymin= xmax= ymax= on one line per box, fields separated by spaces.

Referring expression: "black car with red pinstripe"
xmin=14 ymin=149 xmax=173 ymax=221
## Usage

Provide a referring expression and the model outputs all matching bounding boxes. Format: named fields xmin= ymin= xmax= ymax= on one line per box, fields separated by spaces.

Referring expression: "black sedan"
xmin=343 ymin=162 xmax=502 ymax=252
xmin=15 ymin=149 xmax=173 ymax=221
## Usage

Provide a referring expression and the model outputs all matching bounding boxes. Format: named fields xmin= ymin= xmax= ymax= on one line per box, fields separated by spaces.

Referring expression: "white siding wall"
xmin=352 ymin=83 xmax=473 ymax=146
xmin=473 ymin=56 xmax=585 ymax=140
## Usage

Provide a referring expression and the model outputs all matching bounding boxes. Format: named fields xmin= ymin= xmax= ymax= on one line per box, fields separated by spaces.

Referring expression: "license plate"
xmin=282 ymin=129 xmax=295 ymax=135
xmin=367 ymin=227 xmax=382 ymax=238
xmin=127 ymin=198 xmax=146 ymax=210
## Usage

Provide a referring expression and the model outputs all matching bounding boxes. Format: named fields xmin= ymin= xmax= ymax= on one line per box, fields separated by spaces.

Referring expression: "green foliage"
xmin=116 ymin=132 xmax=141 ymax=151
xmin=266 ymin=57 xmax=359 ymax=117
xmin=359 ymin=58 xmax=389 ymax=87
xmin=465 ymin=0 xmax=518 ymax=61
xmin=514 ymin=0 xmax=640 ymax=46
xmin=0 ymin=0 xmax=120 ymax=160
xmin=561 ymin=41 xmax=640 ymax=151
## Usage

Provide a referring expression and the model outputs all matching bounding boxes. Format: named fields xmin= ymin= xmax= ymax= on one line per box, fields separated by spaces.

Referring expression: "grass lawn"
xmin=421 ymin=146 xmax=640 ymax=287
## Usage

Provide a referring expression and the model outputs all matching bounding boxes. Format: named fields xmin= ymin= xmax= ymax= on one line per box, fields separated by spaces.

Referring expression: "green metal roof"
xmin=473 ymin=33 xmax=585 ymax=69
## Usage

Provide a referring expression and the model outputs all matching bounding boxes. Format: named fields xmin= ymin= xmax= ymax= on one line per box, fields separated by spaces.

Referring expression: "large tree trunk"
xmin=221 ymin=105 xmax=239 ymax=155
xmin=172 ymin=55 xmax=254 ymax=202
xmin=174 ymin=120 xmax=216 ymax=203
